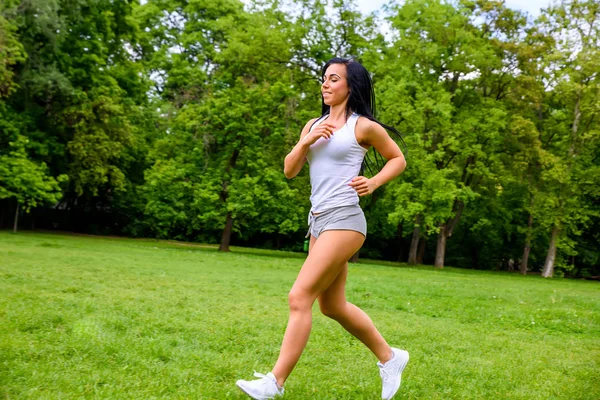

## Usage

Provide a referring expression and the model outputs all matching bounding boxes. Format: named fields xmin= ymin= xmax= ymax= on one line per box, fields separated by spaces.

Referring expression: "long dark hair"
xmin=315 ymin=57 xmax=407 ymax=174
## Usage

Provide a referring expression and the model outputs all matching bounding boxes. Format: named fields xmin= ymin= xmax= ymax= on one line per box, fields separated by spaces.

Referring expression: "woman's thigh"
xmin=292 ymin=230 xmax=364 ymax=300
xmin=317 ymin=261 xmax=348 ymax=309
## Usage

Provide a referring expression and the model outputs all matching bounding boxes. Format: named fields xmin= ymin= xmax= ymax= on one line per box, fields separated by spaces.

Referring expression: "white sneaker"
xmin=377 ymin=348 xmax=409 ymax=399
xmin=236 ymin=372 xmax=284 ymax=400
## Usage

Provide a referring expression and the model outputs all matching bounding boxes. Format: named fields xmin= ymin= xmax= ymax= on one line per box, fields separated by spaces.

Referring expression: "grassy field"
xmin=1 ymin=231 xmax=599 ymax=399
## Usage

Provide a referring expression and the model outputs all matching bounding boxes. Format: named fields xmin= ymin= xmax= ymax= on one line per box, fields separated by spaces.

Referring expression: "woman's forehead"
xmin=324 ymin=63 xmax=347 ymax=78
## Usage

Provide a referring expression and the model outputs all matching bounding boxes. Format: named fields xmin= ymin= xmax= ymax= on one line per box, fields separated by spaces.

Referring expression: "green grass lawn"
xmin=1 ymin=231 xmax=599 ymax=399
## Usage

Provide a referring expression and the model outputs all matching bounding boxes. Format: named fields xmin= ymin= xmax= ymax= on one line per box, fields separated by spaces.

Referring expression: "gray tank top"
xmin=306 ymin=113 xmax=368 ymax=212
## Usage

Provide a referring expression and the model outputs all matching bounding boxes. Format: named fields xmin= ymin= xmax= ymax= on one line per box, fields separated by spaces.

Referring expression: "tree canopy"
xmin=1 ymin=0 xmax=599 ymax=277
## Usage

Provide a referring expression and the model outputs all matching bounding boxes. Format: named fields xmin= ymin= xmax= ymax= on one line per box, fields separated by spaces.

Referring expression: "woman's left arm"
xmin=348 ymin=119 xmax=406 ymax=197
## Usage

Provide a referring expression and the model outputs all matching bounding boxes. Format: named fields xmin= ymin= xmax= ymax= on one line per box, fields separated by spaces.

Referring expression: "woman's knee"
xmin=288 ymin=288 xmax=313 ymax=312
xmin=319 ymin=300 xmax=347 ymax=320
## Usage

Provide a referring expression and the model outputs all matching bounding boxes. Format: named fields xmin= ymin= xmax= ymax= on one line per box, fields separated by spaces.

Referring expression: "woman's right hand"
xmin=301 ymin=123 xmax=337 ymax=146
xmin=284 ymin=120 xmax=336 ymax=179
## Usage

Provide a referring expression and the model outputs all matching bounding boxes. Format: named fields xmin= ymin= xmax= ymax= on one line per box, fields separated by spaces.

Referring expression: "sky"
xmin=356 ymin=0 xmax=553 ymax=17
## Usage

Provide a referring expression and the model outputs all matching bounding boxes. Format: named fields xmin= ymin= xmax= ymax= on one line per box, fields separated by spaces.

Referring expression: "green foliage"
xmin=143 ymin=158 xmax=195 ymax=239
xmin=0 ymin=12 xmax=25 ymax=97
xmin=0 ymin=135 xmax=66 ymax=211
xmin=0 ymin=0 xmax=598 ymax=274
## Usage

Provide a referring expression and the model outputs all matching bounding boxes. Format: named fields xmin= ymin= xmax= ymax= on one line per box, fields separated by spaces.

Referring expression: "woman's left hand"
xmin=348 ymin=176 xmax=378 ymax=197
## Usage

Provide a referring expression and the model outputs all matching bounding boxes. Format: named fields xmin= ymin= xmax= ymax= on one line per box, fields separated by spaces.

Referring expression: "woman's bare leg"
xmin=271 ymin=230 xmax=365 ymax=386
xmin=318 ymin=263 xmax=393 ymax=363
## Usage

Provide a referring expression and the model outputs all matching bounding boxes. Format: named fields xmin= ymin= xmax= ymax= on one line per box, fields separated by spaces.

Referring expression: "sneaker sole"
xmin=236 ymin=381 xmax=277 ymax=400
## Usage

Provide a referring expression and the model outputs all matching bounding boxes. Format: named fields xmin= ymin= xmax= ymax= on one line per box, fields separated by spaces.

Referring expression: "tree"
xmin=378 ymin=0 xmax=528 ymax=267
xmin=1 ymin=0 xmax=157 ymax=233
xmin=0 ymin=135 xmax=66 ymax=232
xmin=534 ymin=0 xmax=600 ymax=277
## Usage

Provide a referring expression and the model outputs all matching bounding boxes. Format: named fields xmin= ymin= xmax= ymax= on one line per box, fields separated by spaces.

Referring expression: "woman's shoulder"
xmin=306 ymin=116 xmax=322 ymax=126
xmin=354 ymin=115 xmax=389 ymax=148
xmin=355 ymin=115 xmax=385 ymax=135
xmin=299 ymin=116 xmax=323 ymax=137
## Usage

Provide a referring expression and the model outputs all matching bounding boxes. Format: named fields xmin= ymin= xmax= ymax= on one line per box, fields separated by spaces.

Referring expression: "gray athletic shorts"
xmin=306 ymin=204 xmax=367 ymax=239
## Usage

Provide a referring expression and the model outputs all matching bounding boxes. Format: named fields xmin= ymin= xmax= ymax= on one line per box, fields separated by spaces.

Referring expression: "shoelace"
xmin=379 ymin=359 xmax=397 ymax=383
xmin=252 ymin=371 xmax=277 ymax=389
xmin=379 ymin=366 xmax=390 ymax=382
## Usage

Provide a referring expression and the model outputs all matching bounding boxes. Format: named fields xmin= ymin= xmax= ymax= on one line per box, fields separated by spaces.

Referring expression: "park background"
xmin=2 ymin=1 xmax=600 ymax=399
xmin=1 ymin=0 xmax=600 ymax=277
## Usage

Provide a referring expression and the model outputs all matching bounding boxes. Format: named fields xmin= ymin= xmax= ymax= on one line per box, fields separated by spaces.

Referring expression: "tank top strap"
xmin=347 ymin=113 xmax=360 ymax=134
xmin=309 ymin=114 xmax=328 ymax=132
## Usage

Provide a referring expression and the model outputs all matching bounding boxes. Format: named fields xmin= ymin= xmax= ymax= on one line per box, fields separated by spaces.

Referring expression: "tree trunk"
xmin=434 ymin=201 xmax=464 ymax=269
xmin=520 ymin=212 xmax=533 ymax=275
xmin=219 ymin=211 xmax=234 ymax=252
xmin=417 ymin=237 xmax=426 ymax=264
xmin=435 ymin=224 xmax=447 ymax=268
xmin=395 ymin=223 xmax=404 ymax=262
xmin=541 ymin=225 xmax=559 ymax=278
xmin=349 ymin=250 xmax=359 ymax=263
xmin=13 ymin=202 xmax=19 ymax=233
xmin=408 ymin=217 xmax=420 ymax=265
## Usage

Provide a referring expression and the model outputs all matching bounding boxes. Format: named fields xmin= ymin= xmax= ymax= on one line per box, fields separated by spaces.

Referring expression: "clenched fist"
xmin=348 ymin=176 xmax=379 ymax=197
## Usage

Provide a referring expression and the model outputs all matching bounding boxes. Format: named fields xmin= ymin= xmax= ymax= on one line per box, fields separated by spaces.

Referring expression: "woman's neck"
xmin=328 ymin=103 xmax=349 ymax=123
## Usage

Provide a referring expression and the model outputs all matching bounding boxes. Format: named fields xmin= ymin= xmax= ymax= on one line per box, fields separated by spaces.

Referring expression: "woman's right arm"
xmin=283 ymin=118 xmax=334 ymax=179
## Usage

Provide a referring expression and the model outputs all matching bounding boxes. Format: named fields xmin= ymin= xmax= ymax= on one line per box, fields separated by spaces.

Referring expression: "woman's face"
xmin=322 ymin=63 xmax=350 ymax=107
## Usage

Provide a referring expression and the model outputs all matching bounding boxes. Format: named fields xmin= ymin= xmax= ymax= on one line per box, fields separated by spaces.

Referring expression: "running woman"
xmin=236 ymin=57 xmax=409 ymax=400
